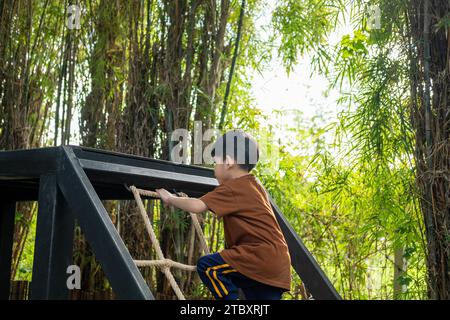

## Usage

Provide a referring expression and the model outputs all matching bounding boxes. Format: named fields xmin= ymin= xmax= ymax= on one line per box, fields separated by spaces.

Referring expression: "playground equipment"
xmin=129 ymin=186 xmax=209 ymax=300
xmin=0 ymin=146 xmax=341 ymax=300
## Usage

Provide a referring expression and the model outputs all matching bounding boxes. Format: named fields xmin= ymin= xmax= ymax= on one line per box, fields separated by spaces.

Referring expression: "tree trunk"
xmin=393 ymin=247 xmax=406 ymax=299
xmin=408 ymin=0 xmax=450 ymax=299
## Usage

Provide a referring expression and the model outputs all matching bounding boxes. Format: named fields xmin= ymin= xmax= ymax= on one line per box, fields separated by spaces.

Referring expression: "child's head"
xmin=211 ymin=130 xmax=259 ymax=183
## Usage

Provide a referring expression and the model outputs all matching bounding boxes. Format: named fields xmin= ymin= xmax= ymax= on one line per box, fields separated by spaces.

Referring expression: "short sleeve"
xmin=199 ymin=184 xmax=237 ymax=218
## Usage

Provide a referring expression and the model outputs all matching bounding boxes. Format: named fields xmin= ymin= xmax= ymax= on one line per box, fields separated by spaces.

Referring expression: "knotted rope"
xmin=129 ymin=185 xmax=209 ymax=300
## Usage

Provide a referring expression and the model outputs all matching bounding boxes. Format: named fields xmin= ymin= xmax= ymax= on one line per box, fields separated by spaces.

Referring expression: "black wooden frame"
xmin=0 ymin=146 xmax=341 ymax=300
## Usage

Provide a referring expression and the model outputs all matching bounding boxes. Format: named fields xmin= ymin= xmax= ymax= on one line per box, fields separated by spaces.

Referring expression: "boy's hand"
xmin=155 ymin=188 xmax=208 ymax=214
xmin=155 ymin=188 xmax=174 ymax=207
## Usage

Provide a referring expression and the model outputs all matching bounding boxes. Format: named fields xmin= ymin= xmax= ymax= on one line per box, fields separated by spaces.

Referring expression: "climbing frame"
xmin=129 ymin=186 xmax=209 ymax=300
xmin=0 ymin=145 xmax=341 ymax=300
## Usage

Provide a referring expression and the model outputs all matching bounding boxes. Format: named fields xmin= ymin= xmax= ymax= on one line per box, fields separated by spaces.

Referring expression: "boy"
xmin=156 ymin=130 xmax=291 ymax=300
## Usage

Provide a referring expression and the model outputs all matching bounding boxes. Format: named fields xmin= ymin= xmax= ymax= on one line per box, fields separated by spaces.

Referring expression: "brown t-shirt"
xmin=200 ymin=174 xmax=291 ymax=290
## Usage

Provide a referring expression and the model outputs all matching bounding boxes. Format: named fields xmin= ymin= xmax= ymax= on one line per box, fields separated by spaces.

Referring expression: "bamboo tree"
xmin=219 ymin=0 xmax=246 ymax=130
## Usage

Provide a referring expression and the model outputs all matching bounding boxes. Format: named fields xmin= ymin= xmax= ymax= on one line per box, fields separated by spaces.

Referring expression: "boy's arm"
xmin=155 ymin=188 xmax=208 ymax=214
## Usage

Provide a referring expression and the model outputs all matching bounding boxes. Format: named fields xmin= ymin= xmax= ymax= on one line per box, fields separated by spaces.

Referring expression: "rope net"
xmin=129 ymin=186 xmax=209 ymax=300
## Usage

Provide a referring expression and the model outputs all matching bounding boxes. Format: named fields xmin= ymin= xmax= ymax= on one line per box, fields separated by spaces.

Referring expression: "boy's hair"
xmin=211 ymin=129 xmax=259 ymax=172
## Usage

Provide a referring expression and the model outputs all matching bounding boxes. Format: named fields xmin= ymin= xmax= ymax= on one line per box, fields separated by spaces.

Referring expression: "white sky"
xmin=247 ymin=2 xmax=354 ymax=157
xmin=250 ymin=56 xmax=339 ymax=121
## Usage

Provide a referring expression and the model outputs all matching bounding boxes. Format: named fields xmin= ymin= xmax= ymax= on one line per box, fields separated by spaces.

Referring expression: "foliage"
xmin=4 ymin=0 xmax=447 ymax=300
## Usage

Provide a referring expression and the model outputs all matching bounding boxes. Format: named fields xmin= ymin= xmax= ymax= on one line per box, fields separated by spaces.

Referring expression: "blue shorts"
xmin=196 ymin=253 xmax=286 ymax=300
